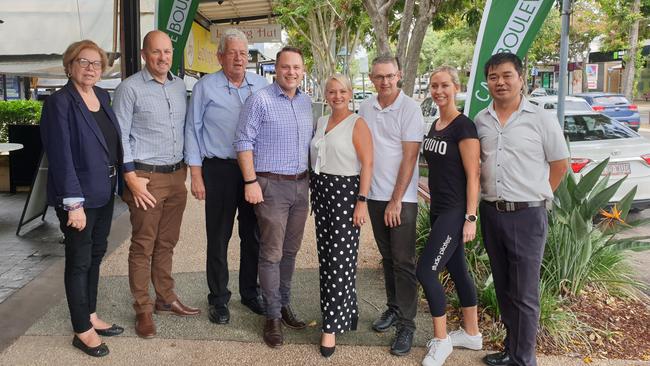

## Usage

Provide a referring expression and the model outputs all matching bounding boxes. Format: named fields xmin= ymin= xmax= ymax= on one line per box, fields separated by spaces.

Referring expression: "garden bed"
xmin=424 ymin=291 xmax=650 ymax=361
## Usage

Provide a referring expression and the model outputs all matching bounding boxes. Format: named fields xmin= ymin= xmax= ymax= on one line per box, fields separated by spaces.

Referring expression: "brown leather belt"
xmin=482 ymin=200 xmax=546 ymax=212
xmin=257 ymin=170 xmax=308 ymax=181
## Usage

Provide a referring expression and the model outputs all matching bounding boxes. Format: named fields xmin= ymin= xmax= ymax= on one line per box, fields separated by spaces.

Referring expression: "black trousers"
xmin=203 ymin=157 xmax=260 ymax=307
xmin=480 ymin=201 xmax=548 ymax=366
xmin=56 ymin=196 xmax=115 ymax=333
xmin=368 ymin=200 xmax=419 ymax=331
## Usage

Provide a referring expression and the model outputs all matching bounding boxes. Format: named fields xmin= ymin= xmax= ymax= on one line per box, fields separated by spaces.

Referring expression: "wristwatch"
xmin=465 ymin=214 xmax=478 ymax=223
xmin=357 ymin=195 xmax=368 ymax=202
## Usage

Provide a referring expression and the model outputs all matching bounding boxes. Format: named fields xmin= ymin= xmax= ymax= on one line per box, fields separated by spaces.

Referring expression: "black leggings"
xmin=416 ymin=207 xmax=477 ymax=317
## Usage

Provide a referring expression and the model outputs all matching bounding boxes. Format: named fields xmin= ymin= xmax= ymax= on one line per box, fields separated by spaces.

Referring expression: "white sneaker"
xmin=421 ymin=336 xmax=452 ymax=366
xmin=448 ymin=327 xmax=483 ymax=350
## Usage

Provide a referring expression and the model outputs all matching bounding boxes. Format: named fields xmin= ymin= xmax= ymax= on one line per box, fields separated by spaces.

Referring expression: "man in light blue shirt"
xmin=184 ymin=29 xmax=268 ymax=325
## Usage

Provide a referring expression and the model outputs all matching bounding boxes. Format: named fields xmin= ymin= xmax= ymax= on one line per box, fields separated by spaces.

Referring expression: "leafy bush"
xmin=544 ymin=158 xmax=650 ymax=297
xmin=0 ymin=100 xmax=42 ymax=143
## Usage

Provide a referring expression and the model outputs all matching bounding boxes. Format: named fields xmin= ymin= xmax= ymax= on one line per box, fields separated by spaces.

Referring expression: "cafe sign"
xmin=210 ymin=24 xmax=282 ymax=44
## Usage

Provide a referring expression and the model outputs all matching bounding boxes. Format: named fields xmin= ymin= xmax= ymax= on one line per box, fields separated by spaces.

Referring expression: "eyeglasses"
xmin=76 ymin=58 xmax=102 ymax=70
xmin=371 ymin=73 xmax=398 ymax=82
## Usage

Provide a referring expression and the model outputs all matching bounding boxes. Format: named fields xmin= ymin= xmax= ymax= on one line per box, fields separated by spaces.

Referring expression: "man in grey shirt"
xmin=114 ymin=30 xmax=200 ymax=340
xmin=474 ymin=53 xmax=569 ymax=366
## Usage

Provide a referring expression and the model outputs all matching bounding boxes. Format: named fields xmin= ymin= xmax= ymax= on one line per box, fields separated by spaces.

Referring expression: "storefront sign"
xmin=184 ymin=22 xmax=220 ymax=73
xmin=210 ymin=24 xmax=282 ymax=44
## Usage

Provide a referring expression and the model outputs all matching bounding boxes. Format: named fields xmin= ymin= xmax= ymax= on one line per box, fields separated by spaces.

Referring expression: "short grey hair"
xmin=218 ymin=28 xmax=249 ymax=54
xmin=371 ymin=54 xmax=400 ymax=70
xmin=430 ymin=65 xmax=461 ymax=87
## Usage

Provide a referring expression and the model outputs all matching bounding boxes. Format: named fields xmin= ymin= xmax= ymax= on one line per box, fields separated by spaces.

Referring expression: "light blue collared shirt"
xmin=113 ymin=67 xmax=187 ymax=172
xmin=184 ymin=71 xmax=268 ymax=166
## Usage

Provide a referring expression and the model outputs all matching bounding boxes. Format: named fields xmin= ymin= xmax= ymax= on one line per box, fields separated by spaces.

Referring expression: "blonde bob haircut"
xmin=325 ymin=73 xmax=353 ymax=93
xmin=62 ymin=40 xmax=109 ymax=77
xmin=429 ymin=65 xmax=461 ymax=87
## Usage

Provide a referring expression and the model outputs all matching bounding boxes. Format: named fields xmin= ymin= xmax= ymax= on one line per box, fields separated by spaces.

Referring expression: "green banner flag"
xmin=156 ymin=0 xmax=200 ymax=75
xmin=464 ymin=0 xmax=555 ymax=118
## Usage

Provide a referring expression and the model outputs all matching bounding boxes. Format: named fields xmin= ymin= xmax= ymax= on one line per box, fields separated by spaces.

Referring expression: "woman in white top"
xmin=309 ymin=74 xmax=373 ymax=358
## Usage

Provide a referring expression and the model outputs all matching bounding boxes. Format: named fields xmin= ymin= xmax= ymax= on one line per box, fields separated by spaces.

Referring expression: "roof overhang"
xmin=196 ymin=0 xmax=277 ymax=26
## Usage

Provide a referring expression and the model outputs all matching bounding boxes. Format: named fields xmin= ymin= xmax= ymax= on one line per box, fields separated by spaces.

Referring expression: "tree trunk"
xmin=400 ymin=0 xmax=440 ymax=97
xmin=622 ymin=0 xmax=640 ymax=100
xmin=362 ymin=0 xmax=398 ymax=56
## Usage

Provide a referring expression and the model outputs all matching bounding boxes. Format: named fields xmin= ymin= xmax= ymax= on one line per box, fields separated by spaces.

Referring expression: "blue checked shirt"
xmin=234 ymin=82 xmax=313 ymax=175
xmin=184 ymin=71 xmax=268 ymax=165
xmin=113 ymin=67 xmax=187 ymax=172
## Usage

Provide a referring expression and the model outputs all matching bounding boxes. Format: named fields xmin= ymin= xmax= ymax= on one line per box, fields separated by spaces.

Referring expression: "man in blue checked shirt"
xmin=234 ymin=46 xmax=313 ymax=349
xmin=184 ymin=29 xmax=268 ymax=325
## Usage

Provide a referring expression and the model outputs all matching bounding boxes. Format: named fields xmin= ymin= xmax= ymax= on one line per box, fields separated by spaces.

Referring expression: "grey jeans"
xmin=368 ymin=200 xmax=419 ymax=331
xmin=254 ymin=175 xmax=309 ymax=319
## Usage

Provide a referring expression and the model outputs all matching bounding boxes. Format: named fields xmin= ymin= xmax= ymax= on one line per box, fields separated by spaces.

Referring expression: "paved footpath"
xmin=0 ymin=185 xmax=648 ymax=365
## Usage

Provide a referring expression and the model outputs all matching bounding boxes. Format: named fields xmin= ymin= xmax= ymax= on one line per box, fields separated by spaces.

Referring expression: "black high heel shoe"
xmin=95 ymin=324 xmax=124 ymax=337
xmin=72 ymin=335 xmax=109 ymax=357
xmin=320 ymin=345 xmax=336 ymax=358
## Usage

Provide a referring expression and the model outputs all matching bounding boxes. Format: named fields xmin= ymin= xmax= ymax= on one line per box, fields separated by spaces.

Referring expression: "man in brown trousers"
xmin=114 ymin=30 xmax=200 ymax=339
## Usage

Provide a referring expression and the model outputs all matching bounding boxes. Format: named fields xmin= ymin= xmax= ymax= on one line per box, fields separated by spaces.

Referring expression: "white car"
xmin=529 ymin=95 xmax=593 ymax=112
xmin=565 ymin=111 xmax=650 ymax=210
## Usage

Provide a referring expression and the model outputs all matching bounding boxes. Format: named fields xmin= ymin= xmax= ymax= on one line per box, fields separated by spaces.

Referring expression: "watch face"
xmin=466 ymin=214 xmax=477 ymax=222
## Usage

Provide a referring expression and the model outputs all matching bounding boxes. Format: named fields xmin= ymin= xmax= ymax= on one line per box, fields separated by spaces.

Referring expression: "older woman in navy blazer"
xmin=40 ymin=40 xmax=123 ymax=357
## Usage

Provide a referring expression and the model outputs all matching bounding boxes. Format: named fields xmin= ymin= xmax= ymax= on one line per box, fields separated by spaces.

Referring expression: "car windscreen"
xmin=564 ymin=114 xmax=639 ymax=141
xmin=592 ymin=96 xmax=629 ymax=105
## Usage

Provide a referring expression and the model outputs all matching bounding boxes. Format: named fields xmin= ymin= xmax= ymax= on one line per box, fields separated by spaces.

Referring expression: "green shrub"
xmin=0 ymin=100 xmax=43 ymax=143
xmin=537 ymin=278 xmax=590 ymax=352
xmin=544 ymin=158 xmax=650 ymax=297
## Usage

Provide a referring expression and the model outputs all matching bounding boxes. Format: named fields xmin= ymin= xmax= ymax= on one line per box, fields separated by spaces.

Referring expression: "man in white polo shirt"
xmin=358 ymin=54 xmax=423 ymax=356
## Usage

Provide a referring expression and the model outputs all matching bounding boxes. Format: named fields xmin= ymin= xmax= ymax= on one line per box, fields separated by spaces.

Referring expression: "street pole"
xmin=557 ymin=0 xmax=572 ymax=129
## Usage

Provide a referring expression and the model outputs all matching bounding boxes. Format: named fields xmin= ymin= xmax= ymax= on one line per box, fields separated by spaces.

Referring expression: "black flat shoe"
xmin=95 ymin=324 xmax=124 ymax=337
xmin=72 ymin=335 xmax=109 ymax=357
xmin=320 ymin=345 xmax=336 ymax=358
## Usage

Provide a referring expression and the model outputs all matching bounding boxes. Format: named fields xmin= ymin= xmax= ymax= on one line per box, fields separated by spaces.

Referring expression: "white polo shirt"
xmin=359 ymin=90 xmax=424 ymax=203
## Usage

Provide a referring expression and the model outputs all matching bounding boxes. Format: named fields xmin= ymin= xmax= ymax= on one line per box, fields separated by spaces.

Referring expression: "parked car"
xmin=353 ymin=91 xmax=373 ymax=100
xmin=573 ymin=92 xmax=640 ymax=131
xmin=564 ymin=111 xmax=650 ymax=210
xmin=420 ymin=96 xmax=437 ymax=134
xmin=530 ymin=87 xmax=557 ymax=97
xmin=421 ymin=93 xmax=466 ymax=134
xmin=529 ymin=95 xmax=593 ymax=112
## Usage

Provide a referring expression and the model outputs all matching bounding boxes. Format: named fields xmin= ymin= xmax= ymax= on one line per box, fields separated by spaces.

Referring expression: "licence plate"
xmin=604 ymin=162 xmax=631 ymax=176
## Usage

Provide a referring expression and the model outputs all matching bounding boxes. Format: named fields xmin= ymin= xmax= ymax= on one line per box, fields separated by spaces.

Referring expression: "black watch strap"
xmin=357 ymin=195 xmax=368 ymax=202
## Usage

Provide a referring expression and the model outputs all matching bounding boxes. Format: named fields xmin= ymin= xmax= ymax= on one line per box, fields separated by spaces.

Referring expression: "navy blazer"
xmin=40 ymin=81 xmax=123 ymax=209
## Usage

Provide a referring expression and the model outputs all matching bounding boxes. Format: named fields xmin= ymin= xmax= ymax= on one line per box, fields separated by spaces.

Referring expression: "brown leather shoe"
xmin=155 ymin=299 xmax=201 ymax=316
xmin=135 ymin=312 xmax=156 ymax=339
xmin=263 ymin=318 xmax=283 ymax=348
xmin=281 ymin=305 xmax=306 ymax=329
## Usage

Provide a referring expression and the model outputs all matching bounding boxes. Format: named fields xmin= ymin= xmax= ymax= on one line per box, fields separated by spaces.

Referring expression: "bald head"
xmin=142 ymin=30 xmax=171 ymax=51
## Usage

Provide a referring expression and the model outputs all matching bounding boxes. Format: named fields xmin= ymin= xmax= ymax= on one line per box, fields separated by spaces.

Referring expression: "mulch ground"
xmin=433 ymin=291 xmax=650 ymax=361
